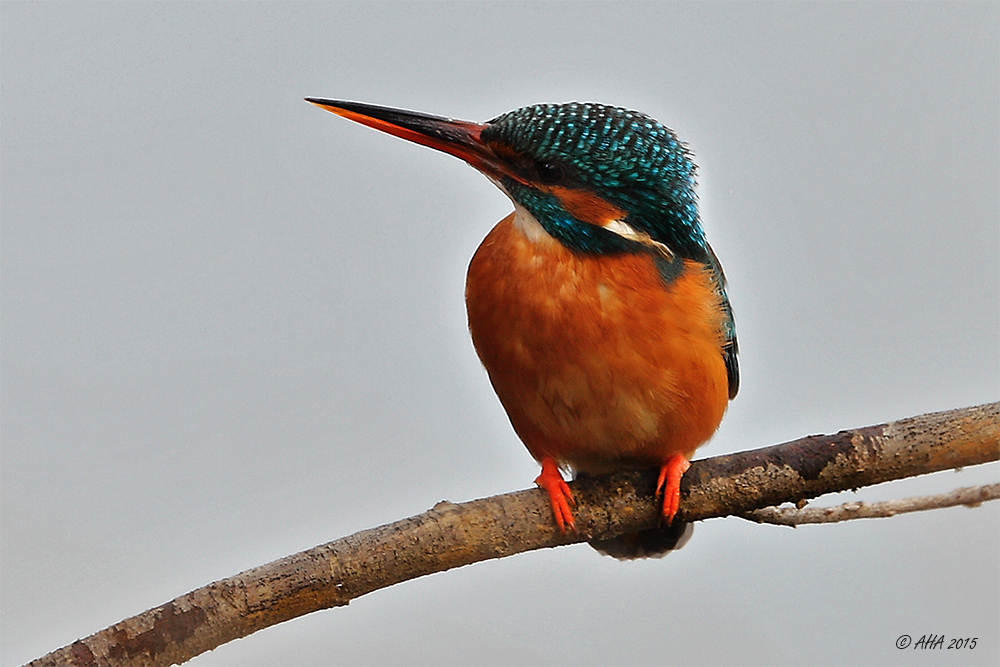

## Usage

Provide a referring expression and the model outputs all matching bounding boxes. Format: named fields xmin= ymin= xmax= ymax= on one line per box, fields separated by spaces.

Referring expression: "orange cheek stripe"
xmin=547 ymin=185 xmax=625 ymax=226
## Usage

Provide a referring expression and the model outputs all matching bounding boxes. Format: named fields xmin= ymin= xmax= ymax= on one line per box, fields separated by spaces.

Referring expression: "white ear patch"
xmin=602 ymin=219 xmax=675 ymax=260
xmin=603 ymin=219 xmax=641 ymax=239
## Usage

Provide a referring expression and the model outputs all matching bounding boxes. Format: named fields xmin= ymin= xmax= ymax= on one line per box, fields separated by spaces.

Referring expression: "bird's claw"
xmin=656 ymin=455 xmax=691 ymax=525
xmin=535 ymin=457 xmax=576 ymax=532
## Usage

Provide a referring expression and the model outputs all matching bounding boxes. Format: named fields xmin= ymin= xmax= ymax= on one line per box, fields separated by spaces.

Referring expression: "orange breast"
xmin=466 ymin=211 xmax=730 ymax=474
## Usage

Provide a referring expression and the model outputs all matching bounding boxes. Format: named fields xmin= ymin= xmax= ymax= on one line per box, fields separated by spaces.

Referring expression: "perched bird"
xmin=307 ymin=98 xmax=738 ymax=557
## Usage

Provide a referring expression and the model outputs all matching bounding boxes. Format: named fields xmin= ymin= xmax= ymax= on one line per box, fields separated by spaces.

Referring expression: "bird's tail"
xmin=588 ymin=521 xmax=693 ymax=560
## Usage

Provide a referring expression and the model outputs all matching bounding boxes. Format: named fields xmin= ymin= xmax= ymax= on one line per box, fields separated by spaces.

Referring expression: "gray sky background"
xmin=2 ymin=2 xmax=998 ymax=665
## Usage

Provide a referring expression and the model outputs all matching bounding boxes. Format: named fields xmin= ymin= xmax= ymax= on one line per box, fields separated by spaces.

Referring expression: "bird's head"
xmin=306 ymin=99 xmax=707 ymax=261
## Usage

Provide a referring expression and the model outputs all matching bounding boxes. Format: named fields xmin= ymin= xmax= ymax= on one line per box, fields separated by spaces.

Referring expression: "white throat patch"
xmin=490 ymin=176 xmax=555 ymax=246
xmin=511 ymin=202 xmax=552 ymax=244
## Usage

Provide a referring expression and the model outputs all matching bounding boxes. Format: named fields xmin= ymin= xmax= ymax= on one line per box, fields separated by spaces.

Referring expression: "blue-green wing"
xmin=706 ymin=243 xmax=739 ymax=400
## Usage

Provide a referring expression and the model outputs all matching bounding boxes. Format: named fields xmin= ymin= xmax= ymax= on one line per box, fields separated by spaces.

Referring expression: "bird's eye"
xmin=536 ymin=161 xmax=564 ymax=185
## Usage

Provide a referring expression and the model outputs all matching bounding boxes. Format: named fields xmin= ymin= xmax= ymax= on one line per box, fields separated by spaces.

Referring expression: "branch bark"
xmin=28 ymin=402 xmax=1000 ymax=667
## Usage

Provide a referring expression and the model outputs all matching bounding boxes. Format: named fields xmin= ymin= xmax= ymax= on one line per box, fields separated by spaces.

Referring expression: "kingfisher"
xmin=307 ymin=98 xmax=738 ymax=557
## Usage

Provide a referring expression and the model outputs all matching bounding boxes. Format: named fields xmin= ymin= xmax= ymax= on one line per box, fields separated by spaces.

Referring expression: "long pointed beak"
xmin=306 ymin=98 xmax=504 ymax=179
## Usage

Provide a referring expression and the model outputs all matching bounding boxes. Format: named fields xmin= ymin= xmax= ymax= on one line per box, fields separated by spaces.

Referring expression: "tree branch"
xmin=742 ymin=483 xmax=1000 ymax=525
xmin=27 ymin=402 xmax=999 ymax=667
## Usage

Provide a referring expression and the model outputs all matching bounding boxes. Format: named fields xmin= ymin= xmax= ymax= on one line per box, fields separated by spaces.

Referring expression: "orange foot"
xmin=534 ymin=457 xmax=576 ymax=532
xmin=656 ymin=454 xmax=691 ymax=525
